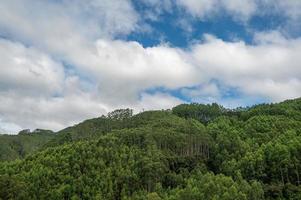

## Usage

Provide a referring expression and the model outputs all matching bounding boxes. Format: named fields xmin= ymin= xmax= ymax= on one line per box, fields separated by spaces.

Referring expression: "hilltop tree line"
xmin=0 ymin=98 xmax=301 ymax=199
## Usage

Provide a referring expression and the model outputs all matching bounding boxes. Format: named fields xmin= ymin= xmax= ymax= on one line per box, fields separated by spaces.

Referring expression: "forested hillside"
xmin=0 ymin=129 xmax=55 ymax=161
xmin=0 ymin=98 xmax=301 ymax=199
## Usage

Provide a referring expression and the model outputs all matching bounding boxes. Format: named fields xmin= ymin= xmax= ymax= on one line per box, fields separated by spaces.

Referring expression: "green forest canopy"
xmin=0 ymin=98 xmax=301 ymax=199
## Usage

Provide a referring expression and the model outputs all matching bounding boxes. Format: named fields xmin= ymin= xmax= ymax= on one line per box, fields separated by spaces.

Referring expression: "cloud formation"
xmin=176 ymin=0 xmax=256 ymax=21
xmin=176 ymin=0 xmax=301 ymax=22
xmin=0 ymin=0 xmax=300 ymax=133
xmin=190 ymin=33 xmax=301 ymax=101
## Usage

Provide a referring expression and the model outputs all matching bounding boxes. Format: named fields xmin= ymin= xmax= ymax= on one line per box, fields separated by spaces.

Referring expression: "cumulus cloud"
xmin=0 ymin=39 xmax=64 ymax=96
xmin=176 ymin=0 xmax=218 ymax=18
xmin=0 ymin=0 xmax=139 ymax=63
xmin=260 ymin=0 xmax=301 ymax=20
xmin=139 ymin=0 xmax=173 ymax=21
xmin=1 ymin=31 xmax=301 ymax=133
xmin=176 ymin=0 xmax=257 ymax=20
xmin=91 ymin=40 xmax=200 ymax=105
xmin=190 ymin=34 xmax=301 ymax=101
xmin=0 ymin=92 xmax=109 ymax=132
xmin=0 ymin=0 xmax=138 ymax=38
xmin=175 ymin=0 xmax=301 ymax=24
xmin=0 ymin=119 xmax=22 ymax=134
xmin=181 ymin=83 xmax=221 ymax=102
xmin=0 ymin=40 xmax=109 ymax=132
xmin=137 ymin=92 xmax=184 ymax=111
xmin=0 ymin=0 xmax=300 ymax=133
xmin=0 ymin=37 xmax=194 ymax=132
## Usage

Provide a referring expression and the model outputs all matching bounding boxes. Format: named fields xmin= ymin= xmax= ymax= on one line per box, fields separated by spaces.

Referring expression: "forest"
xmin=0 ymin=98 xmax=301 ymax=200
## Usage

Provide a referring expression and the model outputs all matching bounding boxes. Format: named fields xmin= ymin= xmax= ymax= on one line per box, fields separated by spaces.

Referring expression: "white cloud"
xmin=0 ymin=0 xmax=138 ymax=38
xmin=0 ymin=38 xmax=197 ymax=133
xmin=0 ymin=0 xmax=139 ymax=62
xmin=0 ymin=119 xmax=22 ymax=134
xmin=175 ymin=0 xmax=301 ymax=24
xmin=254 ymin=31 xmax=289 ymax=45
xmin=1 ymin=31 xmax=301 ymax=133
xmin=176 ymin=0 xmax=218 ymax=18
xmin=0 ymin=39 xmax=64 ymax=96
xmin=0 ymin=1 xmax=300 ymax=133
xmin=181 ymin=83 xmax=220 ymax=101
xmin=176 ymin=0 xmax=256 ymax=20
xmin=222 ymin=0 xmax=256 ymax=21
xmin=137 ymin=92 xmax=184 ymax=111
xmin=260 ymin=0 xmax=301 ymax=20
xmin=91 ymin=40 xmax=199 ymax=104
xmin=0 ymin=39 xmax=109 ymax=132
xmin=190 ymin=34 xmax=301 ymax=101
xmin=139 ymin=0 xmax=173 ymax=21
xmin=0 ymin=90 xmax=109 ymax=132
xmin=58 ymin=32 xmax=301 ymax=107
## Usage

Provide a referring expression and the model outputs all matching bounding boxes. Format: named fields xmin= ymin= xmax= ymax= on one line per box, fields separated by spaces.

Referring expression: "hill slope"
xmin=0 ymin=130 xmax=55 ymax=161
xmin=0 ymin=98 xmax=301 ymax=199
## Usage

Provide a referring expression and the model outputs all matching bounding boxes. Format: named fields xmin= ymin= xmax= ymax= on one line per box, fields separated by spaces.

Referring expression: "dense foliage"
xmin=0 ymin=98 xmax=301 ymax=199
xmin=0 ymin=130 xmax=55 ymax=161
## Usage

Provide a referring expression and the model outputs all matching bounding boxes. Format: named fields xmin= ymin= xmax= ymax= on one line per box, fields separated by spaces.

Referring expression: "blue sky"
xmin=128 ymin=0 xmax=299 ymax=47
xmin=0 ymin=0 xmax=301 ymax=133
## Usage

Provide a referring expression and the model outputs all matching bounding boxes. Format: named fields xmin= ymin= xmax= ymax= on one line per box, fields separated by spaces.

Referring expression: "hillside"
xmin=0 ymin=99 xmax=301 ymax=199
xmin=0 ymin=129 xmax=55 ymax=161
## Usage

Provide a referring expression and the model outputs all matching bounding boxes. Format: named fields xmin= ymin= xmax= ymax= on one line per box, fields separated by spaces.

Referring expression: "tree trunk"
xmin=296 ymin=164 xmax=300 ymax=185
xmin=280 ymin=168 xmax=284 ymax=185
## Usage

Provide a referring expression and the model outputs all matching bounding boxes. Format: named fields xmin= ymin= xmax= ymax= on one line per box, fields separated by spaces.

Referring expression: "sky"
xmin=0 ymin=0 xmax=301 ymax=134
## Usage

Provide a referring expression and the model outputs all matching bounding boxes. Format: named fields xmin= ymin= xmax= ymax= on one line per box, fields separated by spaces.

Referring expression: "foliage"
xmin=0 ymin=130 xmax=55 ymax=161
xmin=0 ymin=98 xmax=301 ymax=199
